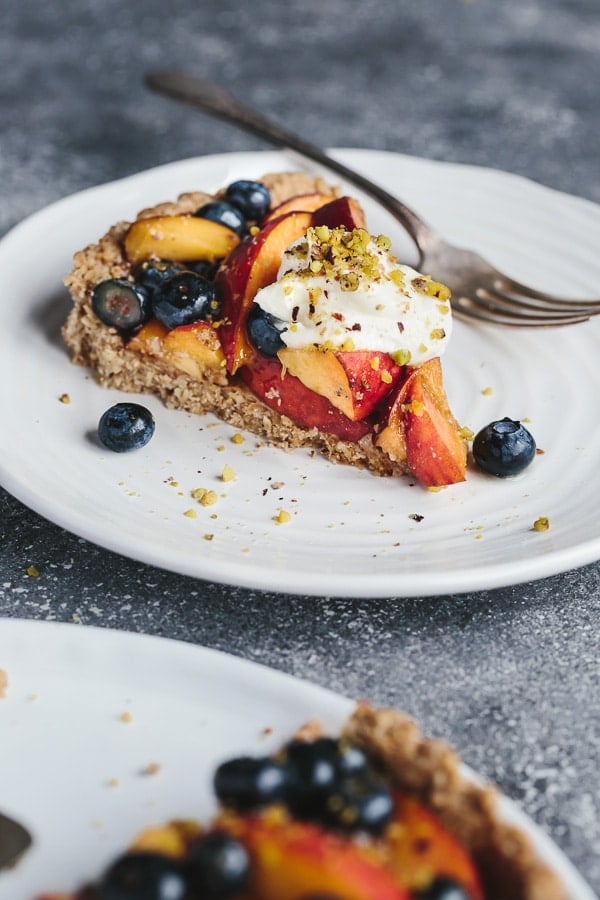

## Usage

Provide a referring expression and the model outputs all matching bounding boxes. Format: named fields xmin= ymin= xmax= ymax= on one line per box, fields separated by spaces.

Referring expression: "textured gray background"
xmin=1 ymin=0 xmax=600 ymax=893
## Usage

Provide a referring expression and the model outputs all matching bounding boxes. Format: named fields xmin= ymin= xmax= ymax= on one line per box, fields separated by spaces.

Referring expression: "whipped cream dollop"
xmin=253 ymin=226 xmax=452 ymax=366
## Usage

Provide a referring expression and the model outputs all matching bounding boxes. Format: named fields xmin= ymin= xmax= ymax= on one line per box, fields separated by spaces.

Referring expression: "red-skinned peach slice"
xmin=241 ymin=355 xmax=371 ymax=443
xmin=375 ymin=357 xmax=466 ymax=487
xmin=278 ymin=347 xmax=402 ymax=421
xmin=162 ymin=321 xmax=225 ymax=378
xmin=262 ymin=192 xmax=336 ymax=224
xmin=215 ymin=211 xmax=314 ymax=374
xmin=123 ymin=215 xmax=240 ymax=265
xmin=387 ymin=793 xmax=483 ymax=899
xmin=219 ymin=811 xmax=411 ymax=900
xmin=311 ymin=195 xmax=367 ymax=230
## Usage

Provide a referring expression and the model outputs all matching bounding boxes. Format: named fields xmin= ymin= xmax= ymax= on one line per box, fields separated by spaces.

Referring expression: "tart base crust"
xmin=342 ymin=702 xmax=567 ymax=900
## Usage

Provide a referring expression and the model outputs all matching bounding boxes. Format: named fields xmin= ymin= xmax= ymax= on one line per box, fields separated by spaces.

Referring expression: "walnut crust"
xmin=343 ymin=702 xmax=567 ymax=900
xmin=62 ymin=172 xmax=407 ymax=477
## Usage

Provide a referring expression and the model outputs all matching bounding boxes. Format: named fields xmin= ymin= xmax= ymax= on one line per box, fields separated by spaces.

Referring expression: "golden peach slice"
xmin=123 ymin=215 xmax=240 ymax=265
xmin=162 ymin=322 xmax=225 ymax=378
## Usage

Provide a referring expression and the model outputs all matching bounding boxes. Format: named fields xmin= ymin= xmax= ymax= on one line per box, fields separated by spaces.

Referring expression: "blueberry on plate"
xmin=152 ymin=272 xmax=221 ymax=329
xmin=194 ymin=200 xmax=247 ymax=238
xmin=97 ymin=851 xmax=187 ymax=900
xmin=284 ymin=738 xmax=341 ymax=808
xmin=472 ymin=417 xmax=536 ymax=477
xmin=185 ymin=831 xmax=250 ymax=899
xmin=132 ymin=259 xmax=185 ymax=295
xmin=246 ymin=304 xmax=286 ymax=357
xmin=213 ymin=755 xmax=289 ymax=810
xmin=92 ymin=278 xmax=151 ymax=330
xmin=224 ymin=180 xmax=270 ymax=220
xmin=98 ymin=403 xmax=155 ymax=453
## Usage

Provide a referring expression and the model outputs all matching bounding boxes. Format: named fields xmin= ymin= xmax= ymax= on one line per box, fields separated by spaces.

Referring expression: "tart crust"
xmin=342 ymin=702 xmax=567 ymax=900
xmin=62 ymin=172 xmax=409 ymax=477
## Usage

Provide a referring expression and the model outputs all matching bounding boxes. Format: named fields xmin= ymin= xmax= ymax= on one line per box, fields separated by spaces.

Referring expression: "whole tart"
xmin=63 ymin=172 xmax=467 ymax=489
xmin=38 ymin=703 xmax=566 ymax=900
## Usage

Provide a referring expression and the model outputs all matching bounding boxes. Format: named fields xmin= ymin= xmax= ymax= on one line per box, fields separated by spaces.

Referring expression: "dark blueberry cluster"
xmin=97 ymin=832 xmax=250 ymax=900
xmin=472 ymin=417 xmax=536 ymax=477
xmin=91 ymin=180 xmax=271 ymax=334
xmin=214 ymin=737 xmax=394 ymax=836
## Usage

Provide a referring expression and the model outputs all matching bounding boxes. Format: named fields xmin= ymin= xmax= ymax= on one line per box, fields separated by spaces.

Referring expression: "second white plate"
xmin=0 ymin=619 xmax=594 ymax=899
xmin=1 ymin=149 xmax=600 ymax=596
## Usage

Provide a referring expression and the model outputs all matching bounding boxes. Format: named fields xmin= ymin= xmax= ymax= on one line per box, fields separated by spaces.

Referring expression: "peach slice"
xmin=375 ymin=358 xmax=466 ymax=487
xmin=262 ymin=192 xmax=335 ymax=224
xmin=219 ymin=811 xmax=410 ymax=900
xmin=278 ymin=347 xmax=402 ymax=421
xmin=387 ymin=793 xmax=484 ymax=899
xmin=127 ymin=318 xmax=169 ymax=356
xmin=162 ymin=322 xmax=225 ymax=378
xmin=311 ymin=196 xmax=367 ymax=231
xmin=123 ymin=215 xmax=240 ymax=265
xmin=215 ymin=210 xmax=314 ymax=374
xmin=241 ymin=355 xmax=371 ymax=443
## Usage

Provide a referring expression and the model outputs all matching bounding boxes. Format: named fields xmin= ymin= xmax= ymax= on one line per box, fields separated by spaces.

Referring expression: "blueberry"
xmin=214 ymin=755 xmax=289 ymax=810
xmin=322 ymin=775 xmax=394 ymax=834
xmin=133 ymin=260 xmax=185 ymax=295
xmin=416 ymin=877 xmax=470 ymax=900
xmin=98 ymin=403 xmax=155 ymax=453
xmin=246 ymin=305 xmax=285 ymax=357
xmin=194 ymin=200 xmax=247 ymax=238
xmin=472 ymin=417 xmax=536 ymax=477
xmin=97 ymin=852 xmax=186 ymax=900
xmin=284 ymin=738 xmax=340 ymax=804
xmin=152 ymin=272 xmax=221 ymax=329
xmin=224 ymin=180 xmax=270 ymax=221
xmin=185 ymin=831 xmax=250 ymax=899
xmin=92 ymin=278 xmax=151 ymax=330
xmin=336 ymin=741 xmax=369 ymax=778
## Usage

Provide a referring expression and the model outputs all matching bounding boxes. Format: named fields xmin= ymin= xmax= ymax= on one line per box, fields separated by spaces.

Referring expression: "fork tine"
xmin=478 ymin=286 xmax=600 ymax=319
xmin=453 ymin=291 xmax=594 ymax=327
xmin=493 ymin=276 xmax=600 ymax=310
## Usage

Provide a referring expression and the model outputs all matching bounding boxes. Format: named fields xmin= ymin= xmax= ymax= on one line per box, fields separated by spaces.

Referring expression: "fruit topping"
xmin=98 ymin=402 xmax=155 ymax=452
xmin=224 ymin=180 xmax=271 ymax=221
xmin=215 ymin=210 xmax=314 ymax=373
xmin=97 ymin=851 xmax=187 ymax=900
xmin=214 ymin=756 xmax=289 ymax=811
xmin=472 ymin=417 xmax=536 ymax=477
xmin=262 ymin=192 xmax=337 ymax=223
xmin=152 ymin=272 xmax=221 ymax=330
xmin=92 ymin=279 xmax=151 ymax=331
xmin=194 ymin=201 xmax=248 ymax=238
xmin=123 ymin=215 xmax=240 ymax=265
xmin=133 ymin=260 xmax=186 ymax=296
xmin=246 ymin=304 xmax=286 ymax=357
xmin=185 ymin=831 xmax=250 ymax=898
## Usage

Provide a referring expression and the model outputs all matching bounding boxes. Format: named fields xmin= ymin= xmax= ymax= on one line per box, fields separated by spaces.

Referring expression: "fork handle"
xmin=145 ymin=69 xmax=431 ymax=262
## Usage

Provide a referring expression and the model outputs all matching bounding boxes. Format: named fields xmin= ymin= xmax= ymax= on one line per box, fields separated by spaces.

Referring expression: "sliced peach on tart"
xmin=278 ymin=347 xmax=402 ymax=421
xmin=162 ymin=321 xmax=225 ymax=378
xmin=241 ymin=354 xmax=372 ymax=443
xmin=218 ymin=810 xmax=411 ymax=900
xmin=123 ymin=214 xmax=241 ymax=265
xmin=262 ymin=192 xmax=337 ymax=223
xmin=375 ymin=357 xmax=467 ymax=487
xmin=215 ymin=210 xmax=314 ymax=374
xmin=311 ymin=195 xmax=367 ymax=231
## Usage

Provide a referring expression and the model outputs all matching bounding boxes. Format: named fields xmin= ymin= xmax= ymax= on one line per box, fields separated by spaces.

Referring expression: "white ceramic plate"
xmin=0 ymin=619 xmax=594 ymax=899
xmin=1 ymin=149 xmax=600 ymax=598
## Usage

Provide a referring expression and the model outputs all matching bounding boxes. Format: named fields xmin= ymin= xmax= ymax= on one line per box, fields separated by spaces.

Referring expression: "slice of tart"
xmin=37 ymin=703 xmax=566 ymax=900
xmin=63 ymin=172 xmax=467 ymax=489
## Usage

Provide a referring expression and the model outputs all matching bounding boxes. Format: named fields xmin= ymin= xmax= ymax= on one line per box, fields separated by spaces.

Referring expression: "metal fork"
xmin=145 ymin=70 xmax=600 ymax=327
